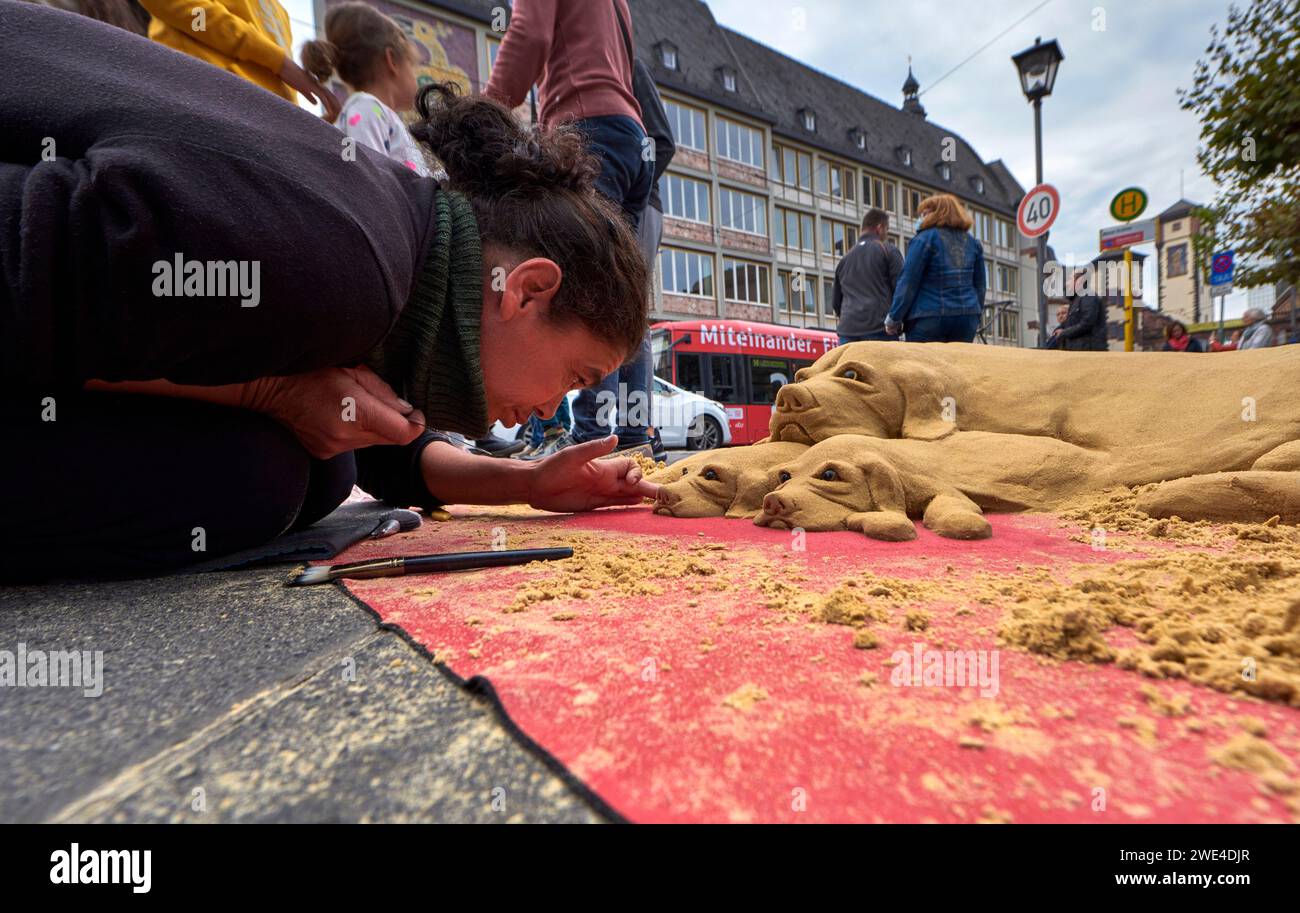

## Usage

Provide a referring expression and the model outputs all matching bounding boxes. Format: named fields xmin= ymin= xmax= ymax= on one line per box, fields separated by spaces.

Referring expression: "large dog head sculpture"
xmin=652 ymin=442 xmax=809 ymax=519
xmin=768 ymin=342 xmax=958 ymax=444
xmin=752 ymin=435 xmax=916 ymax=539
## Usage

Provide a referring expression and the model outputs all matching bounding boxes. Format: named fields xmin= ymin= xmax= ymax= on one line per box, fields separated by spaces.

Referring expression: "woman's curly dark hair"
xmin=411 ymin=83 xmax=649 ymax=361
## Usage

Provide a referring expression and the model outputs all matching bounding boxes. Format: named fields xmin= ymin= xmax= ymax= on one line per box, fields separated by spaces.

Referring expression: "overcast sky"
xmin=284 ymin=0 xmax=1246 ymax=316
xmin=704 ymin=0 xmax=1247 ymax=316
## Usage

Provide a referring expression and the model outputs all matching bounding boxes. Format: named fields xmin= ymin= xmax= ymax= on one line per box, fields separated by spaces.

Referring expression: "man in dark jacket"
xmin=1052 ymin=272 xmax=1110 ymax=351
xmin=833 ymin=208 xmax=903 ymax=344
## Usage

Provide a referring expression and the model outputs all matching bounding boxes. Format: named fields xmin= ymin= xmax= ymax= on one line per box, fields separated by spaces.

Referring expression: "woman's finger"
xmin=355 ymin=388 xmax=424 ymax=445
xmin=352 ymin=366 xmax=413 ymax=414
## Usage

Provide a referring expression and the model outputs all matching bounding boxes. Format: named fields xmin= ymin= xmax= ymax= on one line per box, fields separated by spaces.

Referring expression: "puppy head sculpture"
xmin=652 ymin=442 xmax=809 ymax=519
xmin=768 ymin=342 xmax=955 ymax=445
xmin=753 ymin=436 xmax=917 ymax=540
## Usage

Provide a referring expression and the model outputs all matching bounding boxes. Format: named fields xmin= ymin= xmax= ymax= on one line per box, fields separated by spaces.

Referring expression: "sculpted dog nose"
xmin=775 ymin=384 xmax=815 ymax=413
xmin=656 ymin=488 xmax=680 ymax=507
xmin=762 ymin=492 xmax=790 ymax=515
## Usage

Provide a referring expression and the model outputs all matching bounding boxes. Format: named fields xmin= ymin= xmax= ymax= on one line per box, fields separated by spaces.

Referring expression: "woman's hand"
xmin=242 ymin=367 xmax=425 ymax=459
xmin=526 ymin=436 xmax=660 ymax=513
xmin=279 ymin=57 xmax=341 ymax=123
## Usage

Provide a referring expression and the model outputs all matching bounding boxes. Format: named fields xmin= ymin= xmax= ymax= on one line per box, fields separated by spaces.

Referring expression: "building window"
xmin=901 ymin=186 xmax=923 ymax=218
xmin=776 ymin=269 xmax=817 ymax=313
xmin=817 ymin=162 xmax=856 ymax=202
xmin=898 ymin=146 xmax=913 ymax=167
xmin=850 ymin=128 xmax=866 ymax=150
xmin=716 ymin=117 xmax=764 ymax=168
xmin=996 ymin=308 xmax=1020 ymax=344
xmin=723 ymin=258 xmax=770 ymax=304
xmin=821 ymin=219 xmax=859 ymax=258
xmin=939 ymin=163 xmax=952 ymax=181
xmin=718 ymin=186 xmax=767 ymax=236
xmin=1168 ymin=243 xmax=1189 ymax=277
xmin=719 ymin=68 xmax=737 ymax=92
xmin=1172 ymin=221 xmax=1183 ymax=233
xmin=774 ymin=207 xmax=815 ymax=252
xmin=660 ymin=43 xmax=678 ymax=70
xmin=664 ymin=100 xmax=707 ymax=152
xmin=659 ymin=174 xmax=711 ymax=223
xmin=997 ymin=264 xmax=1018 ymax=295
xmin=773 ymin=144 xmax=813 ymax=191
xmin=997 ymin=219 xmax=1015 ymax=250
xmin=973 ymin=176 xmax=985 ymax=194
xmin=800 ymin=109 xmax=817 ymax=132
xmin=659 ymin=247 xmax=714 ymax=298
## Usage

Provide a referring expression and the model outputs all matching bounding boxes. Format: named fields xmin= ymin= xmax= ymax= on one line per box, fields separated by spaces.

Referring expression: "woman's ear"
xmin=498 ymin=258 xmax=562 ymax=321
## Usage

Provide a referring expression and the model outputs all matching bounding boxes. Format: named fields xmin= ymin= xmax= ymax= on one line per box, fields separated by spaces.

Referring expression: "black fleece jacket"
xmin=0 ymin=1 xmax=466 ymax=510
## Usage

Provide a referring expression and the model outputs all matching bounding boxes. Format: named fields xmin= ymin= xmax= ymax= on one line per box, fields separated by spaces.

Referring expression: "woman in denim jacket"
xmin=884 ymin=193 xmax=986 ymax=343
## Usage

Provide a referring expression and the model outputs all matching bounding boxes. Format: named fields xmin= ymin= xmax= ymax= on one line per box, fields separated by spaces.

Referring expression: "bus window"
xmin=651 ymin=328 xmax=672 ymax=379
xmin=749 ymin=357 xmax=792 ymax=405
xmin=708 ymin=354 xmax=742 ymax=403
xmin=676 ymin=353 xmax=704 ymax=395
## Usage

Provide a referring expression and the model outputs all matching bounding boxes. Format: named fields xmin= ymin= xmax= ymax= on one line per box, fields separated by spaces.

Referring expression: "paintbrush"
xmin=289 ymin=547 xmax=573 ymax=586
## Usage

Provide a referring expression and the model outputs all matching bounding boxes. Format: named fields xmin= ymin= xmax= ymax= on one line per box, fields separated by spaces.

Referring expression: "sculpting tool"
xmin=289 ymin=547 xmax=573 ymax=586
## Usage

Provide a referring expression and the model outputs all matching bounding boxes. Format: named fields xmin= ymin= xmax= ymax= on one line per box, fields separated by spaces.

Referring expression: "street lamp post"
xmin=1012 ymin=37 xmax=1064 ymax=348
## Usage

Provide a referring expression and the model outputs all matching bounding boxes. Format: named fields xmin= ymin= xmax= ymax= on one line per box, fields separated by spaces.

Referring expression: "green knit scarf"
xmin=367 ymin=189 xmax=489 ymax=438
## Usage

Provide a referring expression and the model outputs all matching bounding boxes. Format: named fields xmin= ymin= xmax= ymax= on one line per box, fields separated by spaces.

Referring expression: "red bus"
xmin=650 ymin=319 xmax=839 ymax=445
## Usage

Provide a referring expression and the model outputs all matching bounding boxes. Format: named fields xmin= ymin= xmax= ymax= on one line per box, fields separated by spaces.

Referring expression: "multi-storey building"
xmin=318 ymin=0 xmax=1036 ymax=345
xmin=1154 ymin=199 xmax=1209 ymax=326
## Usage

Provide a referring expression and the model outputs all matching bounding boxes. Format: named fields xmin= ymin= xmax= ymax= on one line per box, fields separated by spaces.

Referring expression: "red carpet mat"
xmin=330 ymin=503 xmax=1300 ymax=823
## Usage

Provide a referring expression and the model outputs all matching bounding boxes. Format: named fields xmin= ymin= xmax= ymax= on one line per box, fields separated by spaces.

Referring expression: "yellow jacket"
xmin=140 ymin=0 xmax=296 ymax=102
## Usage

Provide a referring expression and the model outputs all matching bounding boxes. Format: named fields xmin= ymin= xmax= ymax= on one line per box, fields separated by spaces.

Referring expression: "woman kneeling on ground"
xmin=1 ymin=4 xmax=656 ymax=580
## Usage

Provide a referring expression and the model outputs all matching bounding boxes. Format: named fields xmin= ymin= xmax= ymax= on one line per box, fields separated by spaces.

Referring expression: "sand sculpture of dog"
xmin=753 ymin=433 xmax=1115 ymax=540
xmin=768 ymin=342 xmax=1300 ymax=480
xmin=651 ymin=442 xmax=809 ymax=519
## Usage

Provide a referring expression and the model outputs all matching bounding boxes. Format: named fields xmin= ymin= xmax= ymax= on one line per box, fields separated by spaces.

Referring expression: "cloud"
xmin=706 ymin=0 xmax=1251 ymax=316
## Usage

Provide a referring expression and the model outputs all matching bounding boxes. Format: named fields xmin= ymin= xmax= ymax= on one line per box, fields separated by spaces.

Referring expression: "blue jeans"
xmin=903 ymin=314 xmax=980 ymax=343
xmin=838 ymin=331 xmax=897 ymax=345
xmin=574 ymin=114 xmax=653 ymax=229
xmin=571 ymin=119 xmax=656 ymax=445
xmin=573 ymin=335 xmax=652 ymax=446
xmin=528 ymin=395 xmax=573 ymax=446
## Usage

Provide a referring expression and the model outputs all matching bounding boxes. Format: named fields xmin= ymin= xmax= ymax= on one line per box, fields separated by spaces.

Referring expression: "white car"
xmin=488 ymin=376 xmax=732 ymax=451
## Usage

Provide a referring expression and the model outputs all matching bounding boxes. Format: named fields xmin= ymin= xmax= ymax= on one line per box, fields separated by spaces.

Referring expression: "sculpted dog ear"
xmin=895 ymin=363 xmax=955 ymax=441
xmin=859 ymin=455 xmax=907 ymax=514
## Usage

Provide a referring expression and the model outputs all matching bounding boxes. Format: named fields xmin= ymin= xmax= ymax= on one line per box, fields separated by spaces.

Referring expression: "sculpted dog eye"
xmin=840 ymin=369 xmax=858 ymax=380
xmin=778 ymin=471 xmax=791 ymax=483
xmin=703 ymin=469 xmax=719 ymax=481
xmin=820 ymin=468 xmax=838 ymax=481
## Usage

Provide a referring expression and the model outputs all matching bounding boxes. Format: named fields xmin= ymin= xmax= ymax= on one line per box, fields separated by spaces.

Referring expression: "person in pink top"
xmin=485 ymin=0 xmax=656 ymax=456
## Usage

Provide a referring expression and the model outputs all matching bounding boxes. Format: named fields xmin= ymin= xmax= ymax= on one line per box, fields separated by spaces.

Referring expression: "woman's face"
xmin=478 ymin=257 xmax=625 ymax=428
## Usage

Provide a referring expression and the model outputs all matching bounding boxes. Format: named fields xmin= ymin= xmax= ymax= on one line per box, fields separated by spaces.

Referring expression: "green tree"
xmin=1180 ymin=0 xmax=1300 ymax=293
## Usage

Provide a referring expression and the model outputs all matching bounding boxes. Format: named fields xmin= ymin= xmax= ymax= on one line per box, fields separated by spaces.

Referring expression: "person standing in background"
xmin=485 ymin=0 xmax=655 ymax=456
xmin=1044 ymin=303 xmax=1071 ymax=349
xmin=884 ymin=193 xmax=985 ymax=343
xmin=1051 ymin=272 xmax=1109 ymax=351
xmin=833 ymin=208 xmax=902 ymax=346
xmin=139 ymin=0 xmax=339 ymax=120
xmin=522 ymin=37 xmax=674 ymax=461
xmin=300 ymin=2 xmax=430 ymax=176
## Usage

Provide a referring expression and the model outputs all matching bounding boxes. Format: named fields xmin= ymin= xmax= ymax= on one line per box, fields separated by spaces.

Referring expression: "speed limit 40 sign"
xmin=1017 ymin=183 xmax=1060 ymax=239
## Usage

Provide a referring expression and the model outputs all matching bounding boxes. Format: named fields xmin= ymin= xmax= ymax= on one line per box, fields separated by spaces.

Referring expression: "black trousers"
xmin=1 ymin=392 xmax=355 ymax=582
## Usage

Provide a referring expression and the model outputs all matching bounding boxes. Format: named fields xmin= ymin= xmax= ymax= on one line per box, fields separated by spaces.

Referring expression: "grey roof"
xmin=448 ymin=0 xmax=1026 ymax=215
xmin=625 ymin=0 xmax=1025 ymax=216
xmin=626 ymin=0 xmax=775 ymax=123
xmin=1158 ymin=198 xmax=1201 ymax=221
